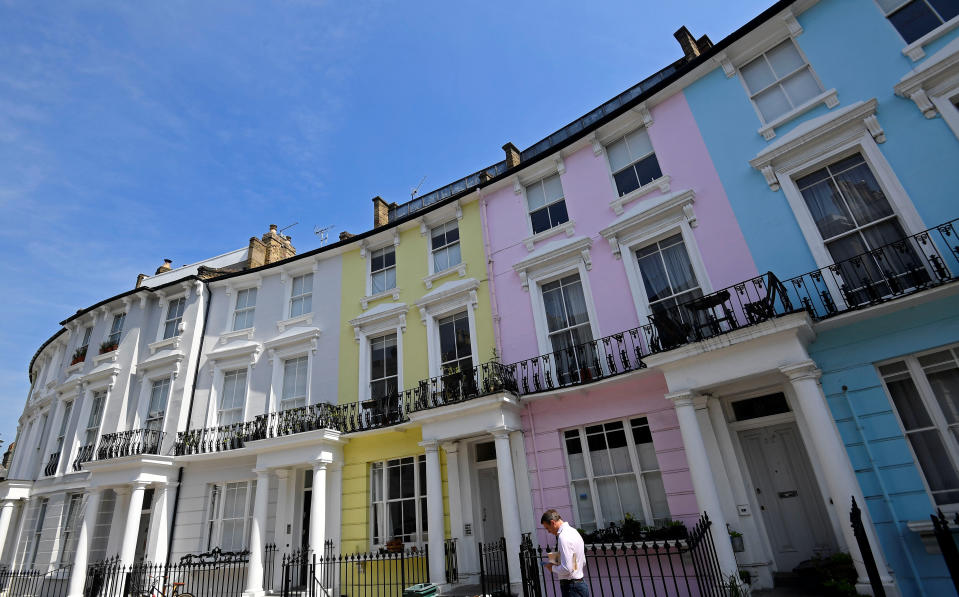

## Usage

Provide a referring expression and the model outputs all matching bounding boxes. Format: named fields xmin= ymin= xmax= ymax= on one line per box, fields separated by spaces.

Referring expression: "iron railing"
xmin=519 ymin=514 xmax=728 ymax=597
xmin=781 ymin=218 xmax=958 ymax=319
xmin=851 ymin=497 xmax=887 ymax=597
xmin=86 ymin=549 xmax=248 ymax=597
xmin=930 ymin=509 xmax=959 ymax=594
xmin=282 ymin=544 xmax=430 ymax=597
xmin=96 ymin=428 xmax=165 ymax=461
xmin=0 ymin=565 xmax=71 ymax=597
xmin=445 ymin=538 xmax=459 ymax=584
xmin=73 ymin=444 xmax=95 ymax=471
xmin=43 ymin=452 xmax=60 ymax=476
xmin=479 ymin=538 xmax=511 ymax=597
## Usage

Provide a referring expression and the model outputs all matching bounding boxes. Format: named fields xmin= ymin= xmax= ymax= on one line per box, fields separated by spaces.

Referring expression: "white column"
xmin=492 ymin=427 xmax=523 ymax=589
xmin=67 ymin=490 xmax=102 ymax=597
xmin=667 ymin=391 xmax=739 ymax=578
xmin=781 ymin=362 xmax=898 ymax=595
xmin=244 ymin=469 xmax=271 ymax=597
xmin=0 ymin=500 xmax=16 ymax=563
xmin=310 ymin=461 xmax=328 ymax=554
xmin=327 ymin=464 xmax=343 ymax=554
xmin=442 ymin=442 xmax=463 ymax=544
xmin=118 ymin=482 xmax=147 ymax=566
xmin=421 ymin=441 xmax=446 ymax=586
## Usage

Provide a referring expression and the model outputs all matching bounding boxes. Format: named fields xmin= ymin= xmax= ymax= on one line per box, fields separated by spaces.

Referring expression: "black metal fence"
xmin=0 ymin=565 xmax=71 ymax=597
xmin=96 ymin=429 xmax=165 ymax=460
xmin=930 ymin=509 xmax=959 ymax=594
xmin=519 ymin=514 xmax=726 ymax=597
xmin=73 ymin=444 xmax=95 ymax=471
xmin=43 ymin=452 xmax=60 ymax=476
xmin=282 ymin=544 xmax=430 ymax=597
xmin=444 ymin=538 xmax=458 ymax=584
xmin=85 ymin=549 xmax=248 ymax=597
xmin=849 ymin=497 xmax=886 ymax=597
xmin=479 ymin=538 xmax=511 ymax=597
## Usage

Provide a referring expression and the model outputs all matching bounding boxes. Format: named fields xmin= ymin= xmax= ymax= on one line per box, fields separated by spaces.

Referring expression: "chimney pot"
xmin=269 ymin=224 xmax=278 ymax=233
xmin=673 ymin=26 xmax=703 ymax=60
xmin=155 ymin=259 xmax=173 ymax=275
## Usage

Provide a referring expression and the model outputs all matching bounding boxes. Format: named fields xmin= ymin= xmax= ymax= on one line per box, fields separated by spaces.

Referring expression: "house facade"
xmin=1 ymin=1 xmax=958 ymax=596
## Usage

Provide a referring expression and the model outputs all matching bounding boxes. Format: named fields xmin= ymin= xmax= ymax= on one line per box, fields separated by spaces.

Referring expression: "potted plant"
xmin=728 ymin=529 xmax=745 ymax=553
xmin=99 ymin=340 xmax=119 ymax=354
xmin=70 ymin=346 xmax=87 ymax=365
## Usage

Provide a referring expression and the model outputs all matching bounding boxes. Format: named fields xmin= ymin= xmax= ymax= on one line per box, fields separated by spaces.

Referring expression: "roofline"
xmin=24 ymin=0 xmax=796 ymax=380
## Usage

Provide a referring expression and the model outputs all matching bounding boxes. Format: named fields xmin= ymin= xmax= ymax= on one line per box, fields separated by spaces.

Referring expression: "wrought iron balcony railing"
xmin=43 ymin=452 xmax=60 ymax=477
xmin=72 ymin=444 xmax=95 ymax=471
xmin=96 ymin=428 xmax=164 ymax=460
xmin=781 ymin=218 xmax=958 ymax=319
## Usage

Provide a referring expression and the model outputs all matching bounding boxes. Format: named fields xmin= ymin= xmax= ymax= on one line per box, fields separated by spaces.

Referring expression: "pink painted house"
xmin=480 ymin=91 xmax=758 ymax=544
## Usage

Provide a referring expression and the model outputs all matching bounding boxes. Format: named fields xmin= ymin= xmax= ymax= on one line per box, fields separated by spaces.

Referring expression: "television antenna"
xmin=411 ymin=175 xmax=427 ymax=199
xmin=314 ymin=225 xmax=335 ymax=246
xmin=279 ymin=222 xmax=298 ymax=235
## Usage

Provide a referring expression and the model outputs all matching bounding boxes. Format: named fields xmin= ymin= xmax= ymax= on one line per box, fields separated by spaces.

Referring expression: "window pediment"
xmin=207 ymin=339 xmax=263 ymax=367
xmin=263 ymin=326 xmax=319 ymax=352
xmin=135 ymin=347 xmax=186 ymax=379
xmin=599 ymin=189 xmax=696 ymax=259
xmin=414 ymin=278 xmax=480 ymax=322
xmin=512 ymin=236 xmax=592 ymax=291
xmin=349 ymin=302 xmax=409 ymax=341
xmin=895 ymin=36 xmax=959 ymax=117
xmin=749 ymin=99 xmax=885 ymax=190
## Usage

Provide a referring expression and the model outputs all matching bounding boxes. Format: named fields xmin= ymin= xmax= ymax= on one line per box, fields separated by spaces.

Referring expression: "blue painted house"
xmin=681 ymin=0 xmax=959 ymax=594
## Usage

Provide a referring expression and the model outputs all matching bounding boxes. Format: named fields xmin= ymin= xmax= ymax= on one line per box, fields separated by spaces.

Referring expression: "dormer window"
xmin=606 ymin=128 xmax=663 ymax=197
xmin=526 ymin=173 xmax=569 ymax=235
xmin=163 ymin=297 xmax=186 ymax=339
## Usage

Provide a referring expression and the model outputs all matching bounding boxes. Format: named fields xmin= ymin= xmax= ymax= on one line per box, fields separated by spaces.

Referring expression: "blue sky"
xmin=0 ymin=0 xmax=774 ymax=449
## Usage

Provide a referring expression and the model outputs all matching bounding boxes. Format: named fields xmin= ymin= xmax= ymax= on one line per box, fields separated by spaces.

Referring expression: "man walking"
xmin=540 ymin=509 xmax=588 ymax=597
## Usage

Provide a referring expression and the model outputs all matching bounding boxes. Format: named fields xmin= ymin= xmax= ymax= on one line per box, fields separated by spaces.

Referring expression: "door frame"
xmin=724 ymin=387 xmax=845 ymax=570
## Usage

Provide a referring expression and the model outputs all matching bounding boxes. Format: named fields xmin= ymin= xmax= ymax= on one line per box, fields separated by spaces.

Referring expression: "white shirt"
xmin=552 ymin=521 xmax=586 ymax=580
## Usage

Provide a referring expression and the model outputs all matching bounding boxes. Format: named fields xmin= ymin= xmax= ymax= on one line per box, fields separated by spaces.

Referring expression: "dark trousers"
xmin=560 ymin=579 xmax=589 ymax=597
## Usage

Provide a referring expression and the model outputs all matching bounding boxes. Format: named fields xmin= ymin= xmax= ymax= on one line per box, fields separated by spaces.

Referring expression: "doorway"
xmin=477 ymin=468 xmax=504 ymax=543
xmin=739 ymin=422 xmax=835 ymax=571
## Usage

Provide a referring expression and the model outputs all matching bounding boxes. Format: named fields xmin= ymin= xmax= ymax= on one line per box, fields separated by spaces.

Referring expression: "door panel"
xmin=739 ymin=422 xmax=835 ymax=571
xmin=477 ymin=467 xmax=504 ymax=542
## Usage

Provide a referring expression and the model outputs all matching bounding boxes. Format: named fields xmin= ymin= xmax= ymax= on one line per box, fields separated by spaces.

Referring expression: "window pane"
xmin=661 ymin=240 xmax=698 ymax=293
xmin=765 ymin=40 xmax=805 ymax=78
xmin=547 ymin=200 xmax=569 ymax=228
xmin=613 ymin=167 xmax=641 ymax=197
xmin=530 ymin=207 xmax=552 ymax=234
xmin=754 ymin=85 xmax=792 ymax=121
xmin=633 ymin=154 xmax=663 ymax=188
xmin=607 ymin=138 xmax=632 ymax=172
xmin=526 ymin=181 xmax=547 ymax=210
xmin=562 ymin=279 xmax=589 ymax=326
xmin=908 ymin=429 xmax=959 ymax=496
xmin=625 ymin=128 xmax=654 ymax=160
xmin=927 ymin=365 xmax=959 ymax=424
xmin=637 ymin=250 xmax=671 ymax=302
xmin=543 ymin=174 xmax=564 ymax=203
xmin=930 ymin=0 xmax=959 ymax=21
xmin=643 ymin=472 xmax=671 ymax=522
xmin=800 ymin=177 xmax=856 ymax=239
xmin=740 ymin=56 xmax=776 ymax=94
xmin=832 ymin=161 xmax=894 ymax=227
xmin=635 ymin=441 xmax=659 ymax=472
xmin=447 ymin=243 xmax=461 ymax=268
xmin=886 ymin=374 xmax=934 ymax=429
xmin=433 ymin=248 xmax=449 ymax=273
xmin=889 ymin=0 xmax=943 ymax=43
xmin=781 ymin=68 xmax=821 ymax=106
xmin=596 ymin=477 xmax=625 ymax=523
xmin=572 ymin=480 xmax=596 ymax=530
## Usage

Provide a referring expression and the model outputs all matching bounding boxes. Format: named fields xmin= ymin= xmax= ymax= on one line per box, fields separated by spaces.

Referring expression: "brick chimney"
xmin=673 ymin=26 xmax=711 ymax=60
xmin=339 ymin=231 xmax=355 ymax=241
xmin=373 ymin=196 xmax=392 ymax=228
xmin=247 ymin=224 xmax=296 ymax=269
xmin=155 ymin=259 xmax=173 ymax=275
xmin=503 ymin=142 xmax=521 ymax=168
xmin=135 ymin=273 xmax=148 ymax=288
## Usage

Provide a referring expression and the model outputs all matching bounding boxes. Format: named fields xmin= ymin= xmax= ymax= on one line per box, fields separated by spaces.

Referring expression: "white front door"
xmin=477 ymin=467 xmax=504 ymax=543
xmin=739 ymin=422 xmax=835 ymax=571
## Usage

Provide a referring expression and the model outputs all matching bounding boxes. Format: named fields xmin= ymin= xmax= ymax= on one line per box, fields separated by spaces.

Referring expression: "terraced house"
xmin=2 ymin=0 xmax=959 ymax=596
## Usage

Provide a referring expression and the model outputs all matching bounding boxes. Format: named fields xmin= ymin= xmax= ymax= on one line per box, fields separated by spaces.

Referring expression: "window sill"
xmin=219 ymin=328 xmax=255 ymax=344
xmin=609 ymin=175 xmax=672 ymax=215
xmin=903 ymin=15 xmax=959 ymax=62
xmin=757 ymin=89 xmax=839 ymax=141
xmin=65 ymin=362 xmax=83 ymax=375
xmin=423 ymin=263 xmax=467 ymax=289
xmin=149 ymin=336 xmax=181 ymax=355
xmin=93 ymin=350 xmax=120 ymax=366
xmin=522 ymin=219 xmax=576 ymax=252
xmin=361 ymin=288 xmax=401 ymax=310
xmin=276 ymin=313 xmax=313 ymax=333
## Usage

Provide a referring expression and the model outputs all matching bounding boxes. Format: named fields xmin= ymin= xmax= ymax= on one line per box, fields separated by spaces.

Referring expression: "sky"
xmin=0 ymin=0 xmax=775 ymax=450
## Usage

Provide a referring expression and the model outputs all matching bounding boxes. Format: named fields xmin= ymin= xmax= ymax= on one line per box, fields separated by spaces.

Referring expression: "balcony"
xmin=72 ymin=444 xmax=95 ymax=471
xmin=43 ymin=452 xmax=60 ymax=476
xmin=511 ymin=218 xmax=959 ymax=396
xmin=96 ymin=428 xmax=165 ymax=460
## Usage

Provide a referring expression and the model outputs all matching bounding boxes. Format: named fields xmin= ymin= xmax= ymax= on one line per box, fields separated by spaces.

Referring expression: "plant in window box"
xmin=728 ymin=529 xmax=745 ymax=553
xmin=98 ymin=340 xmax=119 ymax=355
xmin=70 ymin=346 xmax=88 ymax=365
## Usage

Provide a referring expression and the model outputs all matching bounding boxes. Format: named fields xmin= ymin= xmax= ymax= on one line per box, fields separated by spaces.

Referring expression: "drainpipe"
xmin=165 ymin=280 xmax=212 ymax=565
xmin=525 ymin=403 xmax=545 ymax=520
xmin=843 ymin=385 xmax=925 ymax=596
xmin=478 ymin=190 xmax=504 ymax=360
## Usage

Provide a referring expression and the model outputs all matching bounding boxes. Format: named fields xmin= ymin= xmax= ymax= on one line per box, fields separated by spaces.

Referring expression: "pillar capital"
xmin=253 ymin=468 xmax=271 ymax=479
xmin=780 ymin=361 xmax=821 ymax=382
xmin=489 ymin=425 xmax=515 ymax=439
xmin=312 ymin=459 xmax=331 ymax=471
xmin=418 ymin=439 xmax=440 ymax=452
xmin=441 ymin=441 xmax=459 ymax=455
xmin=274 ymin=468 xmax=290 ymax=480
xmin=113 ymin=486 xmax=132 ymax=497
xmin=665 ymin=390 xmax=701 ymax=408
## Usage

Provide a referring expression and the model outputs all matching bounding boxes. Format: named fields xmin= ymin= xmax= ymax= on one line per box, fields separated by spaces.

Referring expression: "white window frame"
xmin=204 ymin=480 xmax=257 ymax=552
xmin=368 ymin=333 xmax=399 ymax=400
xmin=370 ymin=246 xmax=397 ymax=295
xmin=876 ymin=0 xmax=959 ymax=60
xmin=142 ymin=375 xmax=172 ymax=432
xmin=428 ymin=219 xmax=462 ymax=276
xmin=232 ymin=287 xmax=258 ymax=331
xmin=28 ymin=497 xmax=48 ymax=567
xmin=58 ymin=493 xmax=83 ymax=564
xmin=78 ymin=327 xmax=93 ymax=354
xmin=84 ymin=390 xmax=107 ymax=447
xmin=161 ymin=296 xmax=187 ymax=340
xmin=350 ymin=304 xmax=408 ymax=403
xmin=218 ymin=368 xmax=249 ymax=425
xmin=369 ymin=455 xmax=427 ymax=550
xmin=105 ymin=312 xmax=126 ymax=349
xmin=602 ymin=125 xmax=668 ymax=204
xmin=53 ymin=400 xmax=74 ymax=473
xmin=414 ymin=279 xmax=481 ymax=379
xmin=877 ymin=343 xmax=959 ymax=510
xmin=626 ymin=226 xmax=711 ymax=322
xmin=279 ymin=355 xmax=310 ymax=411
xmin=289 ymin=273 xmax=313 ymax=320
xmin=561 ymin=416 xmax=669 ymax=530
xmin=522 ymin=172 xmax=571 ymax=238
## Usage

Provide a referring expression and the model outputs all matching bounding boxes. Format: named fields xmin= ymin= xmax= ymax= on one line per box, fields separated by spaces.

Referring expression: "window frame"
xmin=204 ymin=480 xmax=257 ymax=552
xmin=279 ymin=355 xmax=310 ymax=411
xmin=161 ymin=296 xmax=187 ymax=341
xmin=369 ymin=246 xmax=398 ymax=297
xmin=603 ymin=126 xmax=665 ymax=199
xmin=106 ymin=312 xmax=126 ymax=348
xmin=78 ymin=327 xmax=93 ymax=354
xmin=369 ymin=333 xmax=400 ymax=400
xmin=560 ymin=416 xmax=669 ymax=530
xmin=218 ymin=368 xmax=249 ymax=425
xmin=144 ymin=376 xmax=172 ymax=432
xmin=53 ymin=400 xmax=74 ymax=470
xmin=369 ymin=455 xmax=428 ymax=550
xmin=350 ymin=304 xmax=407 ymax=403
xmin=429 ymin=220 xmax=462 ymax=275
xmin=232 ymin=287 xmax=258 ymax=331
xmin=736 ymin=37 xmax=827 ymax=126
xmin=58 ymin=493 xmax=83 ymax=565
xmin=29 ymin=498 xmax=48 ymax=567
xmin=523 ymin=172 xmax=570 ymax=236
xmin=877 ymin=344 xmax=959 ymax=510
xmin=877 ymin=0 xmax=959 ymax=47
xmin=85 ymin=390 xmax=107 ymax=447
xmin=289 ymin=273 xmax=314 ymax=320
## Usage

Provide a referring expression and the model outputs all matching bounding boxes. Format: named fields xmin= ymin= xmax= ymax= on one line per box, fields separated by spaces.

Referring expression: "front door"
xmin=739 ymin=422 xmax=835 ymax=571
xmin=477 ymin=467 xmax=504 ymax=543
